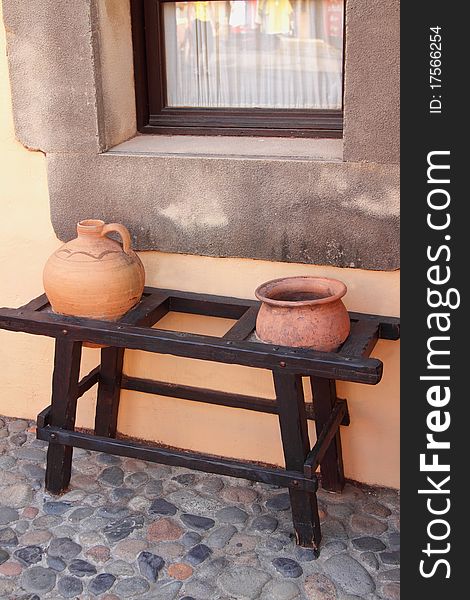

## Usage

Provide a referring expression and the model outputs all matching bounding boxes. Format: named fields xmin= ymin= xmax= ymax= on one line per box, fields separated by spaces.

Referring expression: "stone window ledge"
xmin=107 ymin=134 xmax=343 ymax=162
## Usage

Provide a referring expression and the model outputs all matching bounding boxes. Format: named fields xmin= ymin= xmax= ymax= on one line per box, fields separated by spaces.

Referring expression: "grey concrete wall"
xmin=94 ymin=0 xmax=137 ymax=149
xmin=48 ymin=153 xmax=399 ymax=270
xmin=343 ymin=0 xmax=400 ymax=164
xmin=2 ymin=0 xmax=400 ymax=270
xmin=2 ymin=0 xmax=102 ymax=153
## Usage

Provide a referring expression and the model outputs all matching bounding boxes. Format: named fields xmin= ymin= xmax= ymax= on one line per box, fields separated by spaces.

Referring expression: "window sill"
xmin=106 ymin=134 xmax=343 ymax=162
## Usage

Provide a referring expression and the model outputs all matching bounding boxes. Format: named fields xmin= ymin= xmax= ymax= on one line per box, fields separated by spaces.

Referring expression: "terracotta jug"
xmin=43 ymin=219 xmax=145 ymax=321
xmin=255 ymin=276 xmax=350 ymax=351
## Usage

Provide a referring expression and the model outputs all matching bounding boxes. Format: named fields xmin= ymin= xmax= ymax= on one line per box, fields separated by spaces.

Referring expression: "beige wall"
xmin=0 ymin=8 xmax=399 ymax=488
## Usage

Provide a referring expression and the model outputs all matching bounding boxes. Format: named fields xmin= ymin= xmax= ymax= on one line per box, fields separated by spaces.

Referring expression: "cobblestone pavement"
xmin=0 ymin=416 xmax=399 ymax=600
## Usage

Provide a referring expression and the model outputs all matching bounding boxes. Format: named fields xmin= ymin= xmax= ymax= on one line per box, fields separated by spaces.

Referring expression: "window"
xmin=131 ymin=0 xmax=344 ymax=137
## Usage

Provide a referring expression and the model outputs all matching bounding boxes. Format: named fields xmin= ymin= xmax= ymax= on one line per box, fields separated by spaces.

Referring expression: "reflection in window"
xmin=163 ymin=0 xmax=344 ymax=109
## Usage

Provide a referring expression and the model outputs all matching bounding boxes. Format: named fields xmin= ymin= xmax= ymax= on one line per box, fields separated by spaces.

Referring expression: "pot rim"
xmin=255 ymin=276 xmax=347 ymax=307
xmin=77 ymin=219 xmax=105 ymax=234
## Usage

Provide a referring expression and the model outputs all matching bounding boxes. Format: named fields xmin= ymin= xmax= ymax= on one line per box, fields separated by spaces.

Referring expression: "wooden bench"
xmin=0 ymin=286 xmax=400 ymax=552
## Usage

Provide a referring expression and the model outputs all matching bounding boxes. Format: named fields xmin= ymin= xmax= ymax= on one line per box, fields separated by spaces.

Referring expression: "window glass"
xmin=163 ymin=0 xmax=344 ymax=109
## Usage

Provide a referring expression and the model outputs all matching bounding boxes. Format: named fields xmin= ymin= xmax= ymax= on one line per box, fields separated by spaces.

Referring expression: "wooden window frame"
xmin=131 ymin=0 xmax=344 ymax=138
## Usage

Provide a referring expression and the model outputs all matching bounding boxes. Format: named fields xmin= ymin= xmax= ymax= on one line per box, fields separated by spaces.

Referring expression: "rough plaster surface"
xmin=48 ymin=154 xmax=399 ymax=270
xmin=95 ymin=0 xmax=136 ymax=149
xmin=2 ymin=0 xmax=101 ymax=153
xmin=343 ymin=0 xmax=400 ymax=164
xmin=2 ymin=0 xmax=400 ymax=269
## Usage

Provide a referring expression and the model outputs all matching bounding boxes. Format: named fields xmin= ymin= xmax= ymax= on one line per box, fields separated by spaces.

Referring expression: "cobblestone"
xmin=147 ymin=517 xmax=183 ymax=541
xmin=149 ymin=498 xmax=177 ymax=516
xmin=206 ymin=524 xmax=237 ymax=549
xmin=47 ymin=537 xmax=82 ymax=560
xmin=350 ymin=514 xmax=388 ymax=536
xmin=0 ymin=416 xmax=399 ymax=599
xmin=251 ymin=514 xmax=279 ymax=533
xmin=114 ymin=575 xmax=150 ymax=596
xmin=88 ymin=572 xmax=116 ymax=595
xmin=304 ymin=573 xmax=337 ymax=600
xmin=0 ymin=526 xmax=18 ymax=546
xmin=14 ymin=546 xmax=43 ymax=566
xmin=181 ymin=531 xmax=202 ymax=548
xmin=68 ymin=558 xmax=97 ymax=577
xmin=324 ymin=554 xmax=375 ymax=596
xmin=46 ymin=555 xmax=66 ymax=572
xmin=260 ymin=579 xmax=301 ymax=600
xmin=272 ymin=557 xmax=303 ymax=578
xmin=113 ymin=539 xmax=148 ymax=561
xmin=0 ymin=507 xmax=19 ymax=524
xmin=57 ymin=574 xmax=83 ymax=598
xmin=218 ymin=565 xmax=271 ymax=598
xmin=380 ymin=550 xmax=400 ymax=565
xmin=185 ymin=543 xmax=212 ymax=566
xmin=0 ymin=483 xmax=33 ymax=508
xmin=168 ymin=562 xmax=193 ymax=580
xmin=137 ymin=551 xmax=164 ymax=581
xmin=216 ymin=505 xmax=249 ymax=524
xmin=381 ymin=582 xmax=400 ymax=600
xmin=352 ymin=536 xmax=386 ymax=552
xmin=107 ymin=559 xmax=135 ymax=576
xmin=20 ymin=566 xmax=56 ymax=594
xmin=360 ymin=551 xmax=380 ymax=571
xmin=0 ymin=560 xmax=22 ymax=576
xmin=266 ymin=493 xmax=291 ymax=511
xmin=180 ymin=513 xmax=215 ymax=530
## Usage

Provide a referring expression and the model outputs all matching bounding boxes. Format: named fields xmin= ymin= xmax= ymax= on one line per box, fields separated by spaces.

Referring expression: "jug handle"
xmin=101 ymin=223 xmax=132 ymax=255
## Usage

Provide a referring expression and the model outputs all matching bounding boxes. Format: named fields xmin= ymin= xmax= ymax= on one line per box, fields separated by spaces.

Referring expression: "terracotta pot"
xmin=254 ymin=276 xmax=350 ymax=351
xmin=43 ymin=219 xmax=145 ymax=321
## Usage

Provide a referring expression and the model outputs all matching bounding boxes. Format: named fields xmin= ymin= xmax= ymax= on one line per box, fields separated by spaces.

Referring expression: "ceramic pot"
xmin=255 ymin=276 xmax=350 ymax=351
xmin=43 ymin=219 xmax=145 ymax=321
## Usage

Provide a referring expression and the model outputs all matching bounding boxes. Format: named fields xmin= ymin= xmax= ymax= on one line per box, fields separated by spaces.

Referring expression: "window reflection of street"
xmin=164 ymin=0 xmax=343 ymax=109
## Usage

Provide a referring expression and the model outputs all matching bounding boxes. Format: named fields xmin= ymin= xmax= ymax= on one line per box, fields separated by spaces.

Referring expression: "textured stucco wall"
xmin=2 ymin=0 xmax=400 ymax=270
xmin=343 ymin=0 xmax=400 ymax=163
xmin=95 ymin=0 xmax=137 ymax=148
xmin=48 ymin=153 xmax=399 ymax=269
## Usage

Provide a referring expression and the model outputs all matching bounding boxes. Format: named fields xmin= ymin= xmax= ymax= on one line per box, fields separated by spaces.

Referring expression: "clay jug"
xmin=43 ymin=220 xmax=145 ymax=321
xmin=255 ymin=276 xmax=350 ymax=351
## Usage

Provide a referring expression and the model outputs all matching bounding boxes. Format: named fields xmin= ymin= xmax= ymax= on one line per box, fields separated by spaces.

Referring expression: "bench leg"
xmin=310 ymin=377 xmax=345 ymax=493
xmin=94 ymin=347 xmax=124 ymax=437
xmin=273 ymin=371 xmax=321 ymax=550
xmin=45 ymin=339 xmax=82 ymax=494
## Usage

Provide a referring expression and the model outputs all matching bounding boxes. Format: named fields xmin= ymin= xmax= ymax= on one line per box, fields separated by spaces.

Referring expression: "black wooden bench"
xmin=0 ymin=286 xmax=400 ymax=552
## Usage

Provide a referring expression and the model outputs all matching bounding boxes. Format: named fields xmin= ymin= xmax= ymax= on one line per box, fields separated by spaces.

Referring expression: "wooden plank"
xmin=339 ymin=320 xmax=379 ymax=358
xmin=37 ymin=426 xmax=317 ymax=493
xmin=273 ymin=371 xmax=322 ymax=550
xmin=304 ymin=399 xmax=348 ymax=478
xmin=19 ymin=294 xmax=49 ymax=312
xmin=95 ymin=347 xmax=125 ymax=437
xmin=120 ymin=291 xmax=169 ymax=326
xmin=121 ymin=375 xmax=277 ymax=413
xmin=145 ymin=286 xmax=258 ymax=308
xmin=348 ymin=311 xmax=400 ymax=340
xmin=169 ymin=296 xmax=250 ymax=320
xmin=310 ymin=378 xmax=345 ymax=492
xmin=121 ymin=374 xmax=317 ymax=420
xmin=0 ymin=308 xmax=383 ymax=384
xmin=223 ymin=306 xmax=259 ymax=341
xmin=77 ymin=366 xmax=100 ymax=398
xmin=45 ymin=339 xmax=82 ymax=494
xmin=37 ymin=405 xmax=51 ymax=428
